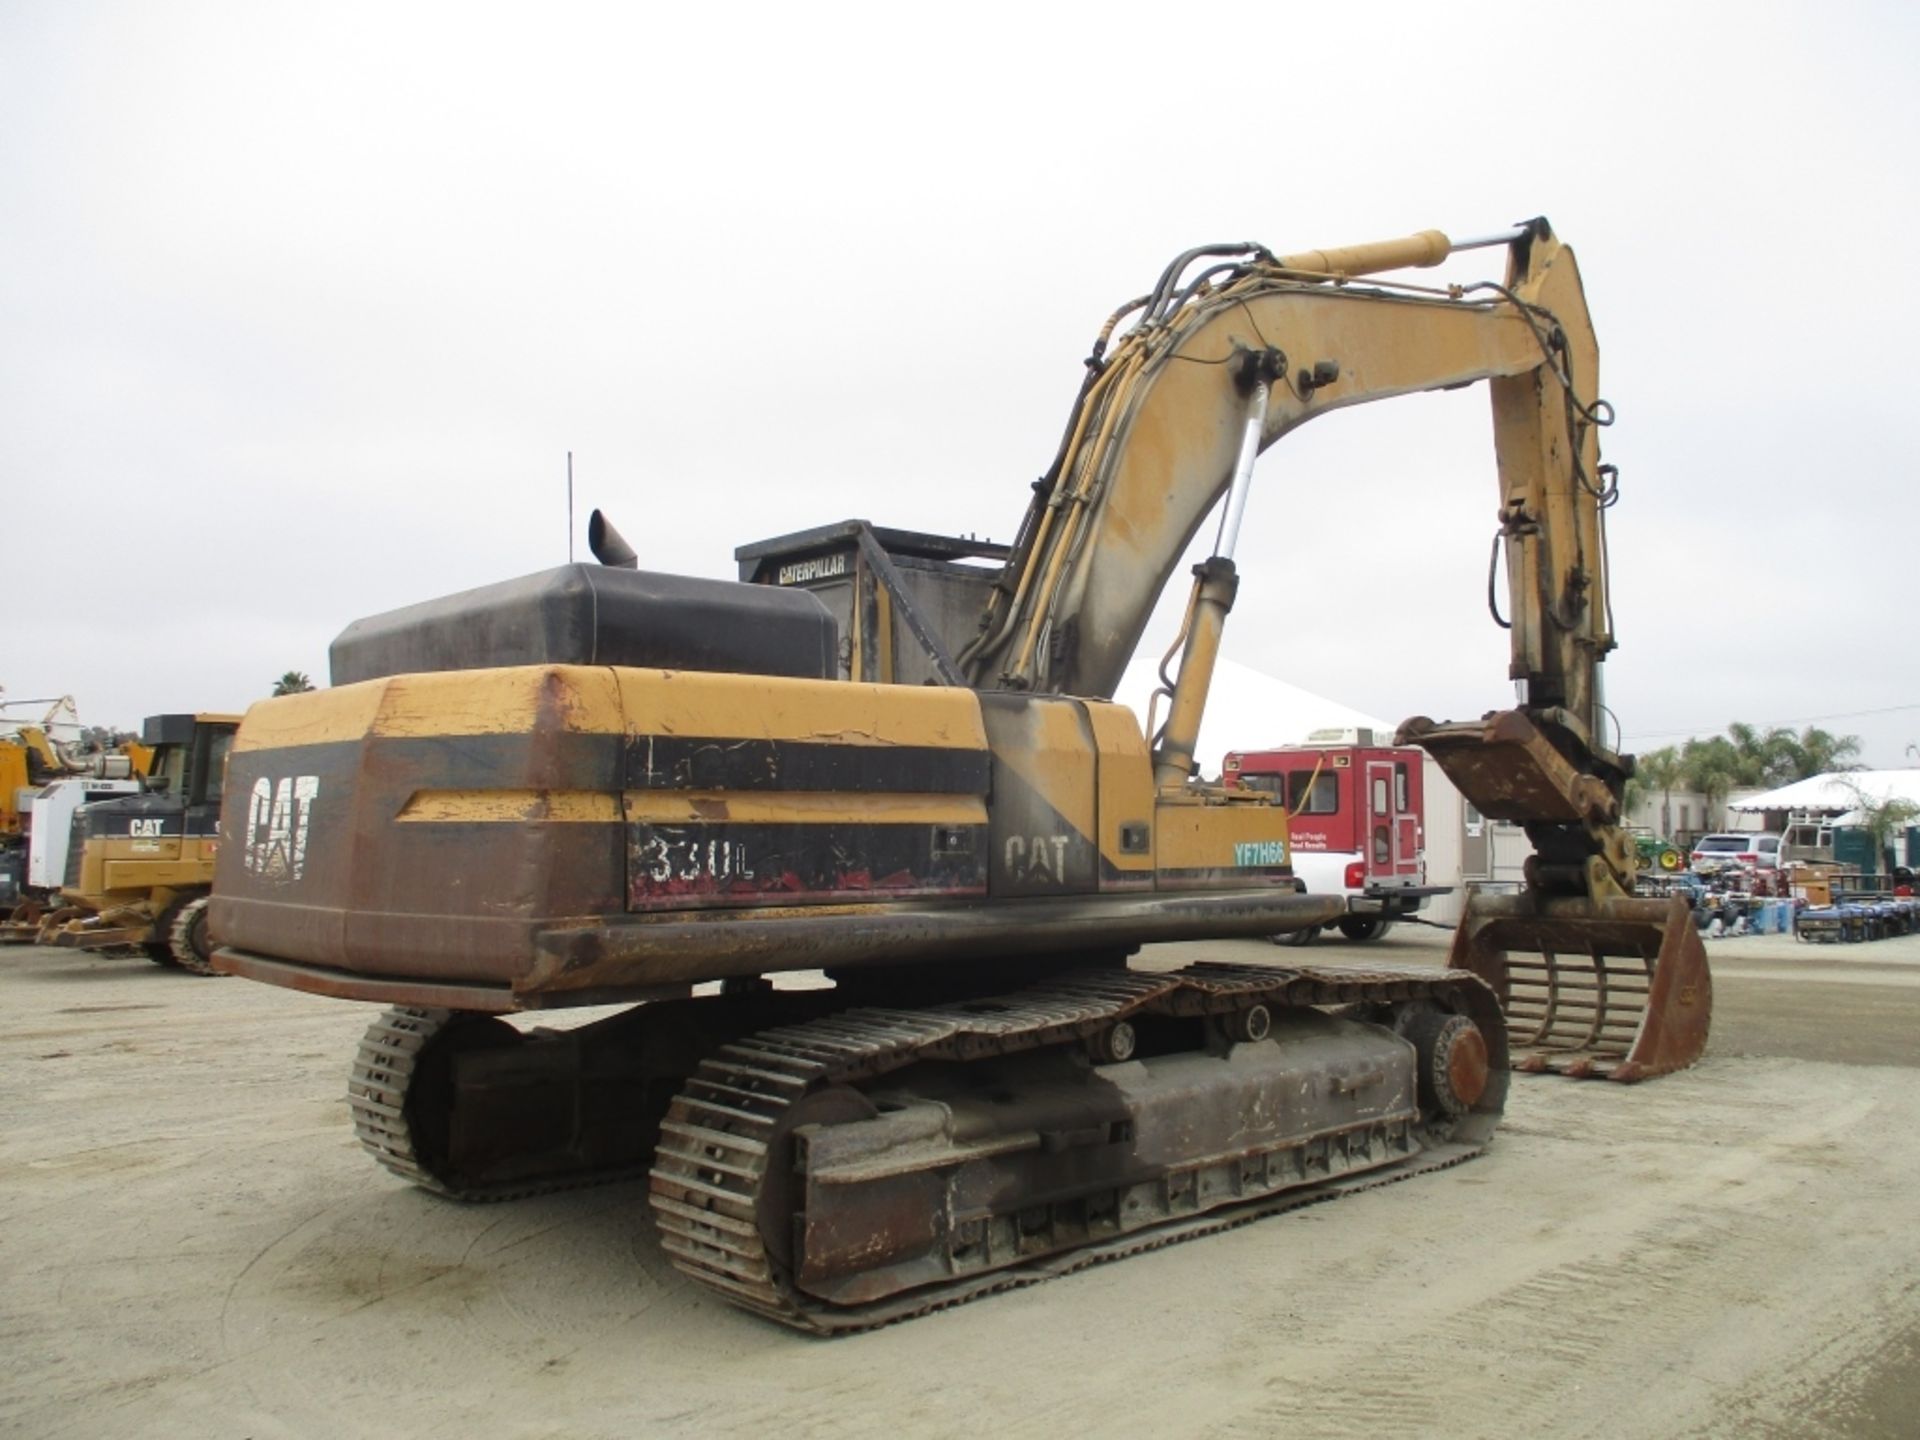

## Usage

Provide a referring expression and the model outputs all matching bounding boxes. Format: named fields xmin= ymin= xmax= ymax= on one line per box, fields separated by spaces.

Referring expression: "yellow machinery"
xmin=28 ymin=713 xmax=239 ymax=974
xmin=1 ymin=707 xmax=151 ymax=921
xmin=0 ymin=726 xmax=65 ymax=914
xmin=210 ymin=219 xmax=1707 ymax=1329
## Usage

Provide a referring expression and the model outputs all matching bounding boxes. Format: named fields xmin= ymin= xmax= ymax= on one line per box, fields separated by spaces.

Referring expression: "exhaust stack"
xmin=588 ymin=509 xmax=639 ymax=569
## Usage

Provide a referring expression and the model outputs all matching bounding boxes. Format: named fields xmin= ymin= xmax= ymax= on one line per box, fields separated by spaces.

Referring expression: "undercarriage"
xmin=349 ymin=959 xmax=1506 ymax=1332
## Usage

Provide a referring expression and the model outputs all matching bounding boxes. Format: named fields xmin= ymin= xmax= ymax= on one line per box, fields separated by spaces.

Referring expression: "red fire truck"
xmin=1223 ymin=728 xmax=1449 ymax=945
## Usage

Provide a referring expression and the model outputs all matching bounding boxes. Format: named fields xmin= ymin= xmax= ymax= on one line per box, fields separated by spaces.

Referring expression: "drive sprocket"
xmin=167 ymin=896 xmax=222 ymax=976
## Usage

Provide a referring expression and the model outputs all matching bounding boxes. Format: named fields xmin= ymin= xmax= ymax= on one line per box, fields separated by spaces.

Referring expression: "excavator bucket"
xmin=1403 ymin=710 xmax=1712 ymax=1083
xmin=1446 ymin=891 xmax=1711 ymax=1081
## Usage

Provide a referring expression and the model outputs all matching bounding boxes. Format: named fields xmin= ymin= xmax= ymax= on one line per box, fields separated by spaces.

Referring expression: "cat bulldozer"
xmin=210 ymin=218 xmax=1708 ymax=1331
xmin=20 ymin=713 xmax=240 ymax=974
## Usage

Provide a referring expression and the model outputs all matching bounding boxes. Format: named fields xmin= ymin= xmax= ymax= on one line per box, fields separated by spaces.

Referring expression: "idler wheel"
xmin=1401 ymin=1009 xmax=1490 ymax=1119
xmin=1088 ymin=1021 xmax=1137 ymax=1064
xmin=1223 ymin=1004 xmax=1272 ymax=1043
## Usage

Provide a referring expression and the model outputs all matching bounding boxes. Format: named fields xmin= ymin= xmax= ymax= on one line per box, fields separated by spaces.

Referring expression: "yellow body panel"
xmin=0 ymin=744 xmax=28 ymax=834
xmin=1153 ymin=792 xmax=1291 ymax=876
xmin=613 ymin=667 xmax=986 ymax=750
xmin=237 ymin=665 xmax=992 ymax=753
xmin=394 ymin=790 xmax=987 ymax=827
xmin=72 ymin=838 xmax=218 ymax=906
xmin=983 ymin=697 xmax=1097 ymax=854
xmin=397 ymin=790 xmax=626 ymax=823
xmin=1084 ymin=701 xmax=1156 ymax=880
xmin=102 ymin=858 xmax=214 ymax=892
xmin=623 ymin=792 xmax=987 ymax=826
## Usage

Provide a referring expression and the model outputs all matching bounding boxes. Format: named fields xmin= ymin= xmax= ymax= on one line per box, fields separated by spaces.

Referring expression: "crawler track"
xmin=348 ymin=1007 xmax=656 ymax=1202
xmin=650 ymin=961 xmax=1505 ymax=1332
xmin=349 ymin=1008 xmax=486 ymax=1198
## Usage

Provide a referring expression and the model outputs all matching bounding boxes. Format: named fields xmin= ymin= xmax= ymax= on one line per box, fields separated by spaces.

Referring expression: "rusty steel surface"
xmin=213 ymin=662 xmax=1327 ymax=1007
xmin=216 ymin=889 xmax=1345 ymax=1009
xmin=1447 ymin=892 xmax=1711 ymax=1082
xmin=1442 ymin=1021 xmax=1491 ymax=1108
xmin=1400 ymin=711 xmax=1612 ymax=827
xmin=212 ymin=948 xmax=531 ymax=1013
xmin=44 ymin=917 xmax=154 ymax=950
xmin=649 ymin=962 xmax=1507 ymax=1332
xmin=527 ymin=889 xmax=1347 ymax=997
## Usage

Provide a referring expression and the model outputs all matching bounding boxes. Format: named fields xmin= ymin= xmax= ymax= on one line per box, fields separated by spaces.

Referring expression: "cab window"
xmin=194 ymin=731 xmax=234 ymax=805
xmin=1289 ymin=771 xmax=1340 ymax=814
xmin=147 ymin=746 xmax=187 ymax=796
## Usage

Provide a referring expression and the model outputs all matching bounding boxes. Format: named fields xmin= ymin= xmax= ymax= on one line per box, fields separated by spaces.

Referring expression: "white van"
xmin=1689 ymin=833 xmax=1781 ymax=870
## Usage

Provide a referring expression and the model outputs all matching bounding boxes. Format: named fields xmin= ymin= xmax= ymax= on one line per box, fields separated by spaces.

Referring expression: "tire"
xmin=1658 ymin=847 xmax=1683 ymax=872
xmin=1336 ymin=915 xmax=1394 ymax=943
xmin=1272 ymin=923 xmax=1318 ymax=947
xmin=167 ymin=895 xmax=224 ymax=977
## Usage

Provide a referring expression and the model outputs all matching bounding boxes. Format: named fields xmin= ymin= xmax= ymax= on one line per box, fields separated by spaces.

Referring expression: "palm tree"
xmin=1636 ymin=745 xmax=1685 ymax=838
xmin=1779 ymin=726 xmax=1861 ymax=780
xmin=272 ymin=671 xmax=315 ymax=697
xmin=1680 ymin=736 xmax=1740 ymax=830
xmin=1726 ymin=722 xmax=1791 ymax=785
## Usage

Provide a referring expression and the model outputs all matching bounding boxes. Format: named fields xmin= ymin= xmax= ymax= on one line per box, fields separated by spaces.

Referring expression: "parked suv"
xmin=1689 ymin=833 xmax=1781 ymax=870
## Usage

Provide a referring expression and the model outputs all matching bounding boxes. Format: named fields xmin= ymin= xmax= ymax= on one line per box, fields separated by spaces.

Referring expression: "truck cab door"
xmin=1364 ymin=760 xmax=1394 ymax=883
xmin=1393 ymin=761 xmax=1419 ymax=878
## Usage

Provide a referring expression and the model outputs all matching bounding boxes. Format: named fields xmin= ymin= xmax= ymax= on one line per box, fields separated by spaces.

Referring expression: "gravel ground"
xmin=4 ymin=924 xmax=1918 ymax=1439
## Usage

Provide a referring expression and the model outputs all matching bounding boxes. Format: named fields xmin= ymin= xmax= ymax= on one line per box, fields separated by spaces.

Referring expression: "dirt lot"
xmin=5 ymin=925 xmax=1918 ymax=1439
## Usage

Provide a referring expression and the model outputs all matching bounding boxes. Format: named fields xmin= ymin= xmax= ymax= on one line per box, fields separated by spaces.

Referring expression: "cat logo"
xmin=1005 ymin=834 xmax=1071 ymax=884
xmin=244 ymin=775 xmax=320 ymax=883
xmin=129 ymin=818 xmax=167 ymax=838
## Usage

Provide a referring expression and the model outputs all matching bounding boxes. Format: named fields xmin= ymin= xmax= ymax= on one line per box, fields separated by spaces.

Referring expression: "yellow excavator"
xmin=210 ymin=218 xmax=1708 ymax=1331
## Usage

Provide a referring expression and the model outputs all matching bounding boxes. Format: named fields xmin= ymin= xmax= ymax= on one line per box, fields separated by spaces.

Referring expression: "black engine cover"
xmin=329 ymin=564 xmax=839 ymax=685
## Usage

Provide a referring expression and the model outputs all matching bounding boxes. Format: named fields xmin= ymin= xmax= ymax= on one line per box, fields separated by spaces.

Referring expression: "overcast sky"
xmin=4 ymin=2 xmax=1916 ymax=765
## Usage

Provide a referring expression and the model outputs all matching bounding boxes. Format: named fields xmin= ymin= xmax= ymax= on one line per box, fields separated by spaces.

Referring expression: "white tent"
xmin=1114 ymin=655 xmax=1392 ymax=778
xmin=1729 ymin=770 xmax=1920 ymax=815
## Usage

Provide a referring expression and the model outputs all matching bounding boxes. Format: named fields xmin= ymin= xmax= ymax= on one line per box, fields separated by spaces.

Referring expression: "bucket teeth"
xmin=1448 ymin=893 xmax=1711 ymax=1082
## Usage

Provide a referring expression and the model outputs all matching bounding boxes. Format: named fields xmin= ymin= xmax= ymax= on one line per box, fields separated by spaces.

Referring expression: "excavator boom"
xmin=956 ymin=218 xmax=1706 ymax=1081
